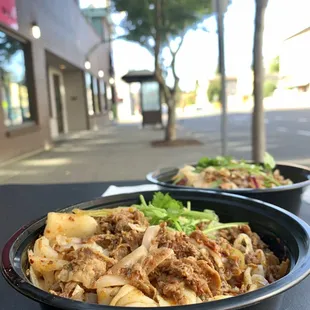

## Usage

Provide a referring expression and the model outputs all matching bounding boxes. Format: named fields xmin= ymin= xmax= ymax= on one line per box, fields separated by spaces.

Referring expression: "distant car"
xmin=196 ymin=104 xmax=208 ymax=111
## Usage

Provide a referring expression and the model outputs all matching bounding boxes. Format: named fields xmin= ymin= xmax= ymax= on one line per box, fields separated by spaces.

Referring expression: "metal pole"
xmin=216 ymin=0 xmax=227 ymax=156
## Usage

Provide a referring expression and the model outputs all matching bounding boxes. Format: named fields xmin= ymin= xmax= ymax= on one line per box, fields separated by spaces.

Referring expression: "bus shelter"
xmin=122 ymin=70 xmax=163 ymax=127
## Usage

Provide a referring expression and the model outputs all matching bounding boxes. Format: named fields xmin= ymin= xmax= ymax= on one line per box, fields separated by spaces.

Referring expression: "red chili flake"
xmin=68 ymin=216 xmax=75 ymax=222
xmin=250 ymin=176 xmax=259 ymax=188
xmin=29 ymin=259 xmax=34 ymax=264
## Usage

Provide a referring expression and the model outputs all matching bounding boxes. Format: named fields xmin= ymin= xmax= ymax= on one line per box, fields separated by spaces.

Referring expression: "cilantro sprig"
xmin=135 ymin=192 xmax=218 ymax=233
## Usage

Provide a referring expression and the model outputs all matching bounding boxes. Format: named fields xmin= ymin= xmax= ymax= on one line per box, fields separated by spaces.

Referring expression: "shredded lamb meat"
xmin=56 ymin=247 xmax=113 ymax=289
xmin=91 ymin=209 xmax=149 ymax=260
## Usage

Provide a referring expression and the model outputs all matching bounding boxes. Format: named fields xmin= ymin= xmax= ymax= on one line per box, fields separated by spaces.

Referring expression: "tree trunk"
xmin=165 ymin=98 xmax=177 ymax=141
xmin=252 ymin=0 xmax=268 ymax=163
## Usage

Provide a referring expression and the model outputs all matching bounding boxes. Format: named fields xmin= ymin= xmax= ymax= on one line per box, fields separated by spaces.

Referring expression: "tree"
xmin=252 ymin=0 xmax=269 ymax=163
xmin=113 ymin=0 xmax=211 ymax=141
xmin=263 ymin=80 xmax=277 ymax=97
xmin=269 ymin=55 xmax=279 ymax=73
xmin=207 ymin=78 xmax=221 ymax=103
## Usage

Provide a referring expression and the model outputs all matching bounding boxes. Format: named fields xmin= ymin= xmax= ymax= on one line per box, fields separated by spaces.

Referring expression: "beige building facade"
xmin=280 ymin=26 xmax=310 ymax=91
xmin=0 ymin=0 xmax=113 ymax=163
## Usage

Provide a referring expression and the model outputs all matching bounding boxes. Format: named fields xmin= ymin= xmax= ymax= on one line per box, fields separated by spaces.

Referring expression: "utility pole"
xmin=216 ymin=0 xmax=228 ymax=156
xmin=252 ymin=0 xmax=268 ymax=162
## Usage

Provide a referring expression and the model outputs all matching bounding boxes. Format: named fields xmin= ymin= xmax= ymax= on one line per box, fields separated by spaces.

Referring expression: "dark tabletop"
xmin=1 ymin=181 xmax=310 ymax=310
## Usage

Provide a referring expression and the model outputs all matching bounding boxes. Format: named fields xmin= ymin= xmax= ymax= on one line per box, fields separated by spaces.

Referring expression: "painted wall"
xmin=0 ymin=0 xmax=111 ymax=163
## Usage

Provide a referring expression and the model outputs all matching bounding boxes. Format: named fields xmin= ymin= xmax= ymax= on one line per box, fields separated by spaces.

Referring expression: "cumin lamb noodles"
xmin=172 ymin=154 xmax=292 ymax=190
xmin=28 ymin=193 xmax=289 ymax=307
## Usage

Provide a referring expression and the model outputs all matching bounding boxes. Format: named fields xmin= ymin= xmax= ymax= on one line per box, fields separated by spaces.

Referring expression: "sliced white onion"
xmin=110 ymin=285 xmax=136 ymax=306
xmin=252 ymin=264 xmax=265 ymax=277
xmin=71 ymin=284 xmax=84 ymax=301
xmin=98 ymin=287 xmax=121 ymax=305
xmin=182 ymin=287 xmax=197 ymax=305
xmin=109 ymin=245 xmax=148 ymax=274
xmin=34 ymin=236 xmax=59 ymax=259
xmin=29 ymin=266 xmax=45 ymax=290
xmin=233 ymin=233 xmax=253 ymax=254
xmin=110 ymin=285 xmax=158 ymax=307
xmin=96 ymin=275 xmax=129 ymax=289
xmin=251 ymin=274 xmax=269 ymax=289
xmin=157 ymin=295 xmax=174 ymax=306
xmin=244 ymin=267 xmax=253 ymax=286
xmin=142 ymin=226 xmax=160 ymax=250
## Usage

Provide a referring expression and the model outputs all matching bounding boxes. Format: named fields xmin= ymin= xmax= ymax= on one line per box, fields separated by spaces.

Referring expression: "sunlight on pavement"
xmin=0 ymin=169 xmax=41 ymax=176
xmin=52 ymin=146 xmax=92 ymax=153
xmin=21 ymin=158 xmax=72 ymax=167
xmin=84 ymin=138 xmax=118 ymax=145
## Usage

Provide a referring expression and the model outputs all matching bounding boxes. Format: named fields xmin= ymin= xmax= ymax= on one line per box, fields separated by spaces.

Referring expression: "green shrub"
xmin=182 ymin=92 xmax=196 ymax=106
xmin=207 ymin=79 xmax=221 ymax=102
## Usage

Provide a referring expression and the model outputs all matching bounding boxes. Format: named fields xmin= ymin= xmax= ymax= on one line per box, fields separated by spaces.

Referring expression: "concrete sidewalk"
xmin=0 ymin=124 xmax=220 ymax=184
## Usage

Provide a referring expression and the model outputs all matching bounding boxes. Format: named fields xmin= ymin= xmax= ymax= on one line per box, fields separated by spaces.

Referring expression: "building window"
xmin=85 ymin=72 xmax=94 ymax=115
xmin=92 ymin=76 xmax=101 ymax=114
xmin=99 ymin=79 xmax=108 ymax=111
xmin=0 ymin=30 xmax=32 ymax=127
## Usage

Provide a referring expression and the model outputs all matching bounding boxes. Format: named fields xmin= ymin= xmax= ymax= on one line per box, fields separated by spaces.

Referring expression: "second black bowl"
xmin=146 ymin=162 xmax=310 ymax=215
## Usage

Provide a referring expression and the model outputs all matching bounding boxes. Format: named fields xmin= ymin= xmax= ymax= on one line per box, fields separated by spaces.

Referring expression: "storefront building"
xmin=0 ymin=0 xmax=114 ymax=163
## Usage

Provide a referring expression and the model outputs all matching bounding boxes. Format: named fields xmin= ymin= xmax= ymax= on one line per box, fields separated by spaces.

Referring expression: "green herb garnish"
xmin=135 ymin=193 xmax=218 ymax=233
xmin=263 ymin=152 xmax=276 ymax=171
xmin=203 ymin=222 xmax=248 ymax=234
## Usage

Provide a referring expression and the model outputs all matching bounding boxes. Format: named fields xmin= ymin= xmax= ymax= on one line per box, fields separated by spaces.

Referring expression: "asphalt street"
xmin=179 ymin=108 xmax=310 ymax=166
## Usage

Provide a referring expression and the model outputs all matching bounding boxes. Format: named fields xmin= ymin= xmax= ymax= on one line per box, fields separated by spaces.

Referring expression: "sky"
xmin=80 ymin=0 xmax=310 ymax=91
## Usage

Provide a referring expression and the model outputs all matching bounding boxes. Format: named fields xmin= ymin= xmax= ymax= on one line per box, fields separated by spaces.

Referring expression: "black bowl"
xmin=2 ymin=190 xmax=310 ymax=310
xmin=146 ymin=163 xmax=310 ymax=215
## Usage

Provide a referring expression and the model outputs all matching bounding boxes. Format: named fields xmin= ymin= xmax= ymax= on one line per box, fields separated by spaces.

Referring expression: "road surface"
xmin=179 ymin=108 xmax=310 ymax=166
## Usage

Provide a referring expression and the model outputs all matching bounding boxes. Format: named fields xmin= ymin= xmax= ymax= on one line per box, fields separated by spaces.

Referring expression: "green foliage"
xmin=263 ymin=80 xmax=277 ymax=97
xmin=207 ymin=79 xmax=221 ymax=102
xmin=182 ymin=91 xmax=196 ymax=106
xmin=112 ymin=0 xmax=212 ymax=53
xmin=269 ymin=56 xmax=280 ymax=73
